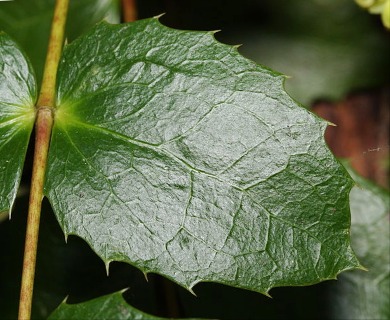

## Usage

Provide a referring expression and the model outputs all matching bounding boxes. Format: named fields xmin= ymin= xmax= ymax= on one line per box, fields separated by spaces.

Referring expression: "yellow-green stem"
xmin=37 ymin=0 xmax=69 ymax=108
xmin=18 ymin=1 xmax=69 ymax=319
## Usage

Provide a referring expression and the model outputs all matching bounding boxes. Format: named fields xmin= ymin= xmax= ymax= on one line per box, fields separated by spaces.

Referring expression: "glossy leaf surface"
xmin=49 ymin=291 xmax=206 ymax=320
xmin=0 ymin=32 xmax=35 ymax=215
xmin=328 ymin=168 xmax=390 ymax=319
xmin=45 ymin=18 xmax=360 ymax=294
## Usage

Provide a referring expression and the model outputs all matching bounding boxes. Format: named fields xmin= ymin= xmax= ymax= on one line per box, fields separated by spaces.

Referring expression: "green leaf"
xmin=328 ymin=167 xmax=390 ymax=319
xmin=45 ymin=18 xmax=360 ymax=294
xmin=0 ymin=0 xmax=119 ymax=85
xmin=48 ymin=291 xmax=206 ymax=320
xmin=0 ymin=32 xmax=35 ymax=215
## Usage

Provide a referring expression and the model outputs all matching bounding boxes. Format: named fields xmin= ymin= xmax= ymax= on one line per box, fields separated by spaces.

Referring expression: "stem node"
xmin=18 ymin=1 xmax=69 ymax=319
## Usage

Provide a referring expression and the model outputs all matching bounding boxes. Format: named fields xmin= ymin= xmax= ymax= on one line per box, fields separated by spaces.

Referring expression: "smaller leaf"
xmin=327 ymin=166 xmax=390 ymax=319
xmin=0 ymin=32 xmax=36 ymax=216
xmin=48 ymin=290 xmax=209 ymax=320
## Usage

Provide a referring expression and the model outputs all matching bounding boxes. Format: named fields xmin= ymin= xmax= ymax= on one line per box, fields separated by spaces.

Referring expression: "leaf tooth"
xmin=153 ymin=13 xmax=165 ymax=20
xmin=7 ymin=204 xmax=12 ymax=220
xmin=209 ymin=29 xmax=221 ymax=35
xmin=142 ymin=271 xmax=149 ymax=282
xmin=187 ymin=286 xmax=197 ymax=297
xmin=188 ymin=280 xmax=200 ymax=297
xmin=119 ymin=287 xmax=130 ymax=294
xmin=358 ymin=265 xmax=369 ymax=272
xmin=105 ymin=260 xmax=112 ymax=276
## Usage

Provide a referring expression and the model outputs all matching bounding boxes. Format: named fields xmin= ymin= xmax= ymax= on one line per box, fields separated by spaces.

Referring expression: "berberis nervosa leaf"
xmin=328 ymin=168 xmax=389 ymax=319
xmin=0 ymin=32 xmax=35 ymax=216
xmin=44 ymin=17 xmax=361 ymax=294
xmin=49 ymin=290 xmax=207 ymax=320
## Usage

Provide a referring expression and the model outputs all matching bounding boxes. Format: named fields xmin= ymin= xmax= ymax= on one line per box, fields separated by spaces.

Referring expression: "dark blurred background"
xmin=0 ymin=1 xmax=389 ymax=319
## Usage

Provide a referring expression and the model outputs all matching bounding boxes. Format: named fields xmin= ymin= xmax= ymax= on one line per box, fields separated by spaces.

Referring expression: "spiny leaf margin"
xmin=45 ymin=17 xmax=361 ymax=295
xmin=48 ymin=290 xmax=209 ymax=320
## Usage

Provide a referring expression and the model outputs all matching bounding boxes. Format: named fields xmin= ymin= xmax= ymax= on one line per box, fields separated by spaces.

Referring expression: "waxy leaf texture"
xmin=0 ymin=33 xmax=35 ymax=215
xmin=44 ymin=18 xmax=360 ymax=294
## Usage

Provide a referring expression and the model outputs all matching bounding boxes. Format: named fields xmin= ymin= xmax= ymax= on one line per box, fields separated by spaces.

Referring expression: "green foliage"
xmin=2 ymin=2 xmax=386 ymax=319
xmin=49 ymin=291 xmax=205 ymax=320
xmin=327 ymin=167 xmax=390 ymax=319
xmin=41 ymin=18 xmax=359 ymax=293
xmin=0 ymin=33 xmax=35 ymax=215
